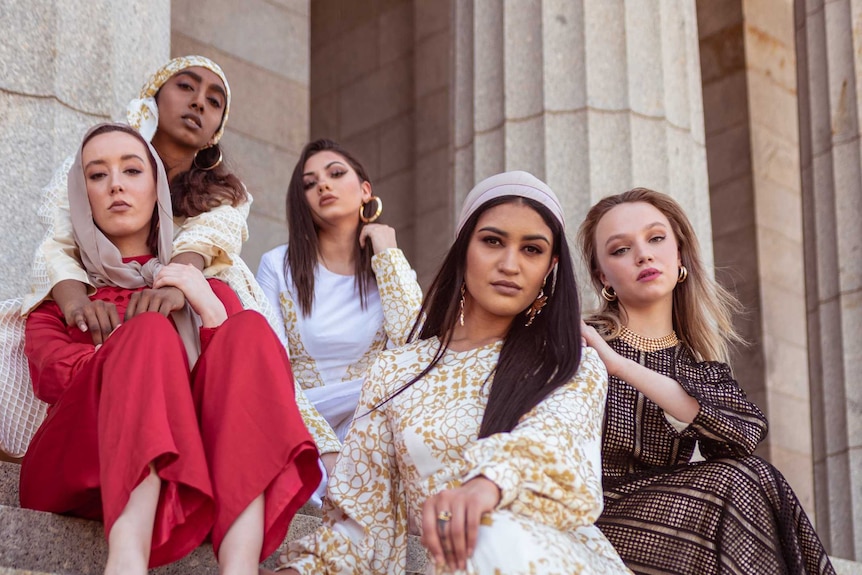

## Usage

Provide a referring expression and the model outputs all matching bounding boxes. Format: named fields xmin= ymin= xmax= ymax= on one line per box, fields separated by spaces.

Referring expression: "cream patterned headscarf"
xmin=126 ymin=55 xmax=231 ymax=145
xmin=456 ymin=170 xmax=566 ymax=237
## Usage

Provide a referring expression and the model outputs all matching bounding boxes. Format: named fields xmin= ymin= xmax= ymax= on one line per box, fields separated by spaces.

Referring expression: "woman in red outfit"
xmin=19 ymin=123 xmax=321 ymax=575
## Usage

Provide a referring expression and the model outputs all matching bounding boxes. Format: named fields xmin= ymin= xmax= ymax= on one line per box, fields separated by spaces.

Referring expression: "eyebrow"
xmin=84 ymin=154 xmax=146 ymax=170
xmin=604 ymin=221 xmax=668 ymax=247
xmin=478 ymin=226 xmax=551 ymax=245
xmin=303 ymin=160 xmax=348 ymax=177
xmin=175 ymin=70 xmax=227 ymax=101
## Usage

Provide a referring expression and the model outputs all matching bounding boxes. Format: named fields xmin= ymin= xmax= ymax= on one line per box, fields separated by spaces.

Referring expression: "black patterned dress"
xmin=596 ymin=338 xmax=835 ymax=575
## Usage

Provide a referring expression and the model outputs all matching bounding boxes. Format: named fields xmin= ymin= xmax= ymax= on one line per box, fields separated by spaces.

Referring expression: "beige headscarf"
xmin=456 ymin=170 xmax=566 ymax=236
xmin=126 ymin=55 xmax=231 ymax=145
xmin=67 ymin=123 xmax=201 ymax=363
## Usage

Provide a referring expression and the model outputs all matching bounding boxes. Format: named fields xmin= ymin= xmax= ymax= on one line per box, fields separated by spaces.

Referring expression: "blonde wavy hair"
xmin=578 ymin=188 xmax=743 ymax=363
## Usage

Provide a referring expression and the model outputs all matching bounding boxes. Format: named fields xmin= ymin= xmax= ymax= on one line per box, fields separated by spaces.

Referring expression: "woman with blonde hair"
xmin=578 ymin=188 xmax=833 ymax=574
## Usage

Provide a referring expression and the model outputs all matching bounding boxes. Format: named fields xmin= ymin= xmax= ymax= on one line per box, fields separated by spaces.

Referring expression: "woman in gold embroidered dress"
xmin=578 ymin=188 xmax=834 ymax=574
xmin=277 ymin=171 xmax=631 ymax=574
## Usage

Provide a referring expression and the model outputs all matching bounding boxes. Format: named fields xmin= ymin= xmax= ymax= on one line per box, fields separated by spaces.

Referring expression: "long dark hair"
xmin=380 ymin=196 xmax=582 ymax=438
xmin=82 ymin=124 xmax=161 ymax=255
xmin=285 ymin=139 xmax=376 ymax=316
xmin=169 ymin=143 xmax=247 ymax=218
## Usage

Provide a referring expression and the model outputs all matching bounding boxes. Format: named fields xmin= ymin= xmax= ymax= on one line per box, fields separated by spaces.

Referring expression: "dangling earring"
xmin=458 ymin=283 xmax=466 ymax=326
xmin=193 ymin=145 xmax=223 ymax=171
xmin=524 ymin=288 xmax=548 ymax=327
xmin=677 ymin=265 xmax=688 ymax=284
xmin=359 ymin=196 xmax=383 ymax=223
xmin=601 ymin=285 xmax=617 ymax=302
xmin=525 ymin=275 xmax=550 ymax=327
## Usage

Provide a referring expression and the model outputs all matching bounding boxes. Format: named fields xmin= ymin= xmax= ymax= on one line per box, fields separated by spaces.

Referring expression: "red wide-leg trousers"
xmin=20 ymin=311 xmax=320 ymax=567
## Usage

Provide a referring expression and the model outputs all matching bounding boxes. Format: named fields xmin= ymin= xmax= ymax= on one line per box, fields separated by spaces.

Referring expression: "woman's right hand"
xmin=358 ymin=223 xmax=397 ymax=254
xmin=580 ymin=320 xmax=623 ymax=377
xmin=55 ymin=280 xmax=119 ymax=345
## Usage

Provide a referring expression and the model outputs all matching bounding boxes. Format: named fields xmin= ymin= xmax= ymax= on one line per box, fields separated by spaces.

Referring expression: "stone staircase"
xmin=1 ymin=460 xmax=861 ymax=575
xmin=0 ymin=461 xmax=427 ymax=574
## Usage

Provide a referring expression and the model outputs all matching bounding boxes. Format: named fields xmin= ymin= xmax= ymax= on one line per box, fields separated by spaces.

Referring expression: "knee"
xmin=219 ymin=311 xmax=280 ymax=347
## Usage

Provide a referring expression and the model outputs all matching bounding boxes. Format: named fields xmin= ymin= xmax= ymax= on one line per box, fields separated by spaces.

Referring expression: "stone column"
xmin=0 ymin=0 xmax=170 ymax=300
xmin=796 ymin=0 xmax=862 ymax=560
xmin=452 ymin=0 xmax=712 ymax=249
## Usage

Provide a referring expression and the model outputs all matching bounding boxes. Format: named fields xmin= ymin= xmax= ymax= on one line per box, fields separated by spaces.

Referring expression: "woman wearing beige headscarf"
xmin=19 ymin=123 xmax=320 ymax=575
xmin=0 ymin=55 xmax=340 ymax=462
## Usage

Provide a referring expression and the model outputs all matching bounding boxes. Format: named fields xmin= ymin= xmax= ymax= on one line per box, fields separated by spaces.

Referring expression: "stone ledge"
xmin=2 ymin=463 xmax=859 ymax=574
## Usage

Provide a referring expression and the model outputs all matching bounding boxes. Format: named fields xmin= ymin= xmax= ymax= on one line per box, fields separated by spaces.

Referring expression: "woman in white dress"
xmin=277 ymin=171 xmax=631 ymax=574
xmin=256 ymin=139 xmax=422 ymax=472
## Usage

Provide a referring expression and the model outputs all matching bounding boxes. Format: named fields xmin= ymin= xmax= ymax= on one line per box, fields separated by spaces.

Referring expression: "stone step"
xmin=3 ymin=463 xmax=860 ymax=574
xmin=0 ymin=462 xmax=426 ymax=574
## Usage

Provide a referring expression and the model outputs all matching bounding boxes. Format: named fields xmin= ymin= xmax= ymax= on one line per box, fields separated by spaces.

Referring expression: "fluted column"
xmin=452 ymin=0 xmax=712 ymax=252
xmin=0 ymin=0 xmax=170 ymax=300
xmin=797 ymin=0 xmax=862 ymax=560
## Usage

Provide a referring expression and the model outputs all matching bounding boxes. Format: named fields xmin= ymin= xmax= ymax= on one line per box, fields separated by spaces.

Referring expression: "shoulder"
xmin=259 ymin=244 xmax=288 ymax=269
xmin=368 ymin=339 xmax=437 ymax=394
xmin=571 ymin=346 xmax=609 ymax=390
xmin=674 ymin=345 xmax=734 ymax=382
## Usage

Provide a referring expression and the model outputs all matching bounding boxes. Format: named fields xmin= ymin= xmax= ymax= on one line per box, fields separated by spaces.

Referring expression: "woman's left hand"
xmin=359 ymin=223 xmax=397 ymax=254
xmin=421 ymin=476 xmax=501 ymax=571
xmin=154 ymin=263 xmax=227 ymax=327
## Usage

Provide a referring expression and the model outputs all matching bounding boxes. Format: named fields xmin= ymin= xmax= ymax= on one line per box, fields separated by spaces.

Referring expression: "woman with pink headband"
xmin=278 ymin=171 xmax=630 ymax=574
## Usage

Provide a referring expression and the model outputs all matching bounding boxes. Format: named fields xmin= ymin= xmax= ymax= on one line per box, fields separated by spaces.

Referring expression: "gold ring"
xmin=437 ymin=510 xmax=452 ymax=522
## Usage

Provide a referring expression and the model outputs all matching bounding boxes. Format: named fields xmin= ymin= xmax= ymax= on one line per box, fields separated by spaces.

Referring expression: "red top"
xmin=25 ymin=255 xmax=243 ymax=404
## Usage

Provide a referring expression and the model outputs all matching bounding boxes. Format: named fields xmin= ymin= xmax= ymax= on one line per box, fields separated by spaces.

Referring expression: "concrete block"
xmin=221 ymin=131 xmax=296 ymax=225
xmin=747 ymin=70 xmax=801 ymax=144
xmin=585 ymin=110 xmax=631 ymax=197
xmin=379 ymin=113 xmax=415 ymax=178
xmin=379 ymin=1 xmax=413 ymax=67
xmin=543 ymin=110 xmax=590 ymax=224
xmin=172 ymin=0 xmax=309 ymax=84
xmin=415 ymin=30 xmax=450 ymax=99
xmin=336 ymin=17 xmax=381 ymax=89
xmin=245 ymin=213 xmax=289 ymax=276
xmin=704 ymin=122 xmax=752 ymax=188
xmin=416 ymin=88 xmax=449 ymax=155
xmin=629 ymin=115 xmax=670 ymax=193
xmin=696 ymin=0 xmax=743 ymax=38
xmin=504 ymin=115 xmax=545 ymax=179
xmin=416 ymin=146 xmax=452 ymax=213
xmin=757 ymin=228 xmax=807 ymax=296
xmin=374 ymin=170 xmax=415 ymax=229
xmin=338 ymin=57 xmax=412 ymax=138
xmin=415 ymin=0 xmax=450 ymax=42
xmin=310 ymin=91 xmax=339 ymax=141
xmin=583 ymin=1 xmax=627 ymax=110
xmin=473 ymin=0 xmax=504 ymax=133
xmin=503 ymin=1 xmax=544 ymax=119
xmin=751 ymin=176 xmax=803 ymax=242
xmin=541 ymin=0 xmax=587 ymax=112
xmin=624 ymin=1 xmax=664 ymax=118
xmin=744 ymin=20 xmax=798 ymax=94
xmin=473 ymin=127 xmax=505 ymax=184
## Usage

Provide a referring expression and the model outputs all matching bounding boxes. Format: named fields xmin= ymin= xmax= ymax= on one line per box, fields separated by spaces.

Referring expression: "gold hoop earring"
xmin=677 ymin=265 xmax=688 ymax=284
xmin=359 ymin=196 xmax=383 ymax=223
xmin=524 ymin=288 xmax=549 ymax=327
xmin=458 ymin=283 xmax=466 ymax=326
xmin=193 ymin=145 xmax=223 ymax=171
xmin=601 ymin=285 xmax=617 ymax=302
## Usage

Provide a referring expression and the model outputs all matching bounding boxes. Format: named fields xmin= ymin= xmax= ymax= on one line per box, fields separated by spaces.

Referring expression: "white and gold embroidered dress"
xmin=280 ymin=340 xmax=632 ymax=575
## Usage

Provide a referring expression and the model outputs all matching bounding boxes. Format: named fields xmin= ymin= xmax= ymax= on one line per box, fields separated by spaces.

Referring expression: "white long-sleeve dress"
xmin=256 ymin=244 xmax=422 ymax=455
xmin=280 ymin=339 xmax=632 ymax=575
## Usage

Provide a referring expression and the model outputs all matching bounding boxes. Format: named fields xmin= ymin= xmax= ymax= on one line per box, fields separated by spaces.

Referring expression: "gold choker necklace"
xmin=618 ymin=326 xmax=679 ymax=352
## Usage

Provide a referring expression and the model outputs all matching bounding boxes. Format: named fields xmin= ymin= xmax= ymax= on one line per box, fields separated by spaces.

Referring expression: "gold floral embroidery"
xmin=281 ymin=342 xmax=631 ymax=574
